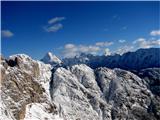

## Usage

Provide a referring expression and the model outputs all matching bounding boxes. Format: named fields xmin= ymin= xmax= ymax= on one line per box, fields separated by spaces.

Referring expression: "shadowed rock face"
xmin=133 ymin=68 xmax=160 ymax=119
xmin=95 ymin=68 xmax=158 ymax=120
xmin=1 ymin=53 xmax=160 ymax=120
xmin=135 ymin=68 xmax=160 ymax=96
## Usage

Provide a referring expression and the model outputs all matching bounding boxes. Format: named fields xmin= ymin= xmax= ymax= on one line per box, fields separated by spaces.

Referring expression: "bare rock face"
xmin=51 ymin=67 xmax=96 ymax=119
xmin=8 ymin=54 xmax=40 ymax=78
xmin=50 ymin=64 xmax=159 ymax=120
xmin=134 ymin=68 xmax=160 ymax=119
xmin=0 ymin=54 xmax=60 ymax=120
xmin=96 ymin=68 xmax=156 ymax=120
xmin=70 ymin=64 xmax=102 ymax=96
xmin=136 ymin=68 xmax=160 ymax=96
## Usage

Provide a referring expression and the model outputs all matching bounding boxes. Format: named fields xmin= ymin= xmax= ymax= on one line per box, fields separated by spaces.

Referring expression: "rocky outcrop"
xmin=0 ymin=54 xmax=60 ymax=120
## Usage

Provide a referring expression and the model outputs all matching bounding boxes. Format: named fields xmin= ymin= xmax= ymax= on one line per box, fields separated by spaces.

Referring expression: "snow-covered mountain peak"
xmin=41 ymin=52 xmax=62 ymax=65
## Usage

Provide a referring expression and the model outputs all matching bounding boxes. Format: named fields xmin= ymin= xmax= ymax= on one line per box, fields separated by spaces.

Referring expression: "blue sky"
xmin=1 ymin=1 xmax=160 ymax=59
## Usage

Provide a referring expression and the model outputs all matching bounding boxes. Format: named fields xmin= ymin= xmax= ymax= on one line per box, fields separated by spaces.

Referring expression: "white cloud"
xmin=104 ymin=48 xmax=111 ymax=56
xmin=44 ymin=17 xmax=65 ymax=33
xmin=62 ymin=43 xmax=101 ymax=58
xmin=114 ymin=45 xmax=134 ymax=55
xmin=95 ymin=41 xmax=113 ymax=47
xmin=150 ymin=30 xmax=160 ymax=36
xmin=118 ymin=39 xmax=126 ymax=43
xmin=133 ymin=38 xmax=160 ymax=48
xmin=79 ymin=45 xmax=100 ymax=54
xmin=62 ymin=41 xmax=114 ymax=58
xmin=48 ymin=17 xmax=65 ymax=24
xmin=44 ymin=23 xmax=63 ymax=32
xmin=64 ymin=44 xmax=75 ymax=49
xmin=63 ymin=44 xmax=78 ymax=58
xmin=1 ymin=30 xmax=14 ymax=38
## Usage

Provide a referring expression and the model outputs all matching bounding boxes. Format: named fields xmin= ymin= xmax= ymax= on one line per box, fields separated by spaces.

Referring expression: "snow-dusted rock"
xmin=1 ymin=54 xmax=59 ymax=120
xmin=24 ymin=103 xmax=63 ymax=120
xmin=41 ymin=52 xmax=62 ymax=66
xmin=8 ymin=54 xmax=40 ymax=78
xmin=70 ymin=64 xmax=102 ymax=97
xmin=1 ymin=52 xmax=160 ymax=120
xmin=0 ymin=100 xmax=16 ymax=120
xmin=50 ymin=67 xmax=103 ymax=120
xmin=96 ymin=68 xmax=157 ymax=120
xmin=134 ymin=68 xmax=160 ymax=118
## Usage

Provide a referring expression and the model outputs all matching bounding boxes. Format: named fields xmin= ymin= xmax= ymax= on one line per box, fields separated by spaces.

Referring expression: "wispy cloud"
xmin=1 ymin=30 xmax=14 ymax=38
xmin=60 ymin=28 xmax=160 ymax=58
xmin=118 ymin=39 xmax=126 ymax=43
xmin=62 ymin=43 xmax=100 ymax=58
xmin=62 ymin=44 xmax=78 ymax=58
xmin=95 ymin=41 xmax=113 ymax=47
xmin=44 ymin=23 xmax=63 ymax=32
xmin=44 ymin=17 xmax=65 ymax=32
xmin=62 ymin=41 xmax=113 ymax=58
xmin=133 ymin=38 xmax=160 ymax=48
xmin=48 ymin=17 xmax=65 ymax=24
xmin=150 ymin=30 xmax=160 ymax=36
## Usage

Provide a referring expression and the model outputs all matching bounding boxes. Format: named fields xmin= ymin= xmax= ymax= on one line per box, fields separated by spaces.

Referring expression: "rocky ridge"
xmin=1 ymin=49 xmax=160 ymax=120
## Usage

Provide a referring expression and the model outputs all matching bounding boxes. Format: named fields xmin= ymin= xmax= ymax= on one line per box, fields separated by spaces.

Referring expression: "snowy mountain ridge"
xmin=1 ymin=48 xmax=160 ymax=120
xmin=63 ymin=48 xmax=160 ymax=70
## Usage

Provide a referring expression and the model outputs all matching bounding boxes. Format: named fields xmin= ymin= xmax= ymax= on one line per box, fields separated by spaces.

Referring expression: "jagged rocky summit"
xmin=41 ymin=52 xmax=62 ymax=66
xmin=1 ymin=48 xmax=160 ymax=120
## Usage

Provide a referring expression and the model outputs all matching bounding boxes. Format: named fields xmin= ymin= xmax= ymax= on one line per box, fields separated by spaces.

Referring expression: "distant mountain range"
xmin=63 ymin=48 xmax=160 ymax=70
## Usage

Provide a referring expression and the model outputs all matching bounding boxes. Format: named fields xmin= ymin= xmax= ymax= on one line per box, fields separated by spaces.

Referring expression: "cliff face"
xmin=1 ymin=50 xmax=160 ymax=120
xmin=0 ymin=54 xmax=60 ymax=120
